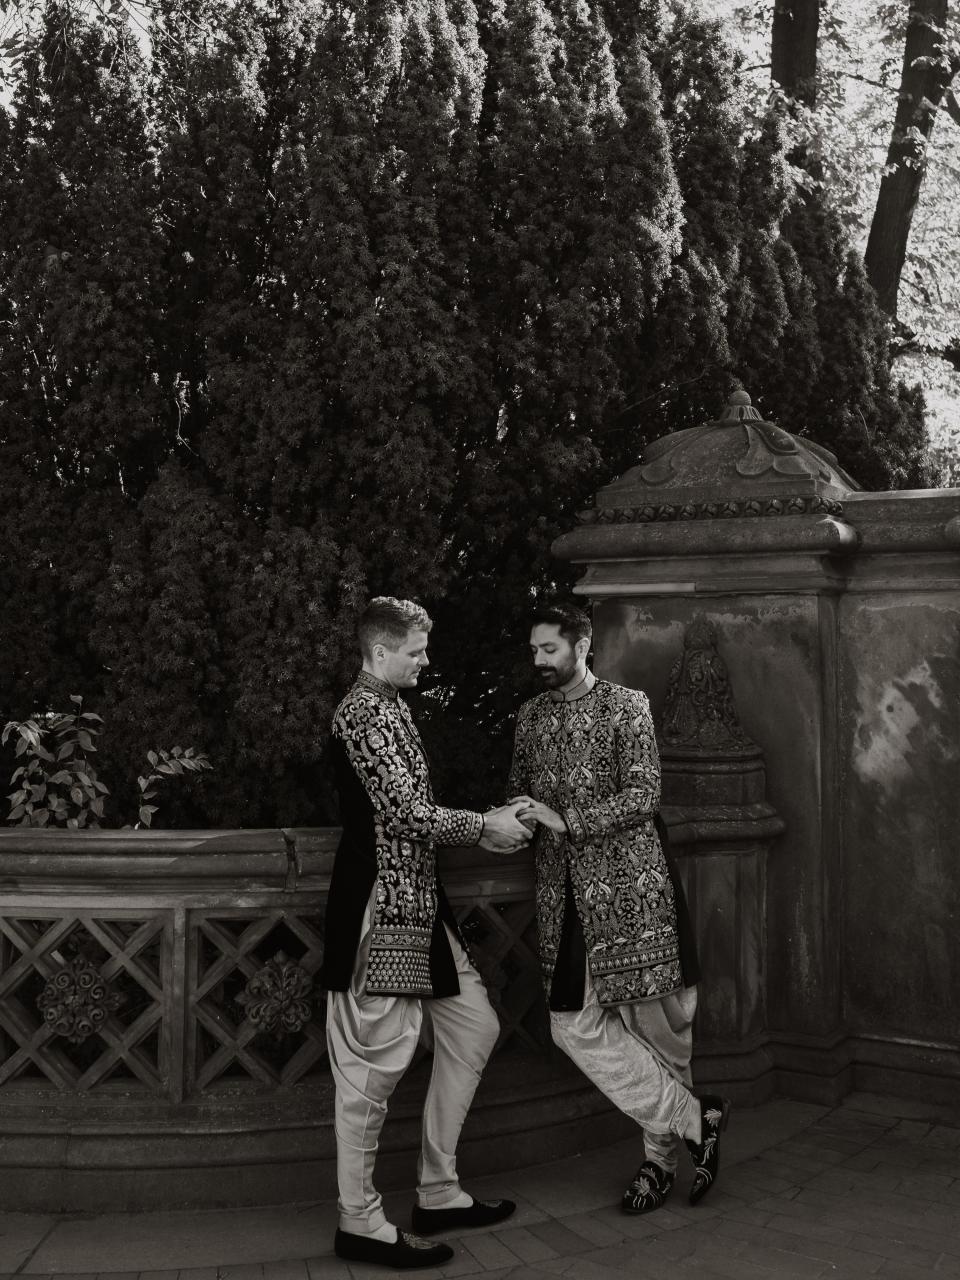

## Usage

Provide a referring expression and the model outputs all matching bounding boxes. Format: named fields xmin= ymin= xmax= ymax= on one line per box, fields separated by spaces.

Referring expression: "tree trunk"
xmin=865 ymin=0 xmax=955 ymax=317
xmin=771 ymin=0 xmax=821 ymax=106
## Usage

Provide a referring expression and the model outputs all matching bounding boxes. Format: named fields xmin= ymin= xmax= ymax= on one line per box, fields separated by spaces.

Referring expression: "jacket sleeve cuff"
xmin=462 ymin=810 xmax=484 ymax=846
xmin=563 ymin=805 xmax=587 ymax=845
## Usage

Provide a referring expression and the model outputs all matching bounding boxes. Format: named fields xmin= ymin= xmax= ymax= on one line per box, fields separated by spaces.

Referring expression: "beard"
xmin=537 ymin=658 xmax=578 ymax=688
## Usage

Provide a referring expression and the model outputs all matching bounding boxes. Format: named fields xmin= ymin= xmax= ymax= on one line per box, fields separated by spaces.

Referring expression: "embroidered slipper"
xmin=685 ymin=1094 xmax=732 ymax=1205
xmin=621 ymin=1160 xmax=676 ymax=1214
xmin=411 ymin=1197 xmax=516 ymax=1234
xmin=334 ymin=1227 xmax=454 ymax=1269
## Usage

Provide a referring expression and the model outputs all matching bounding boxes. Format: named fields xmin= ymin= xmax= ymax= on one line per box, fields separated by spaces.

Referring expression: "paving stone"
xmin=893 ymin=1121 xmax=935 ymax=1141
xmin=459 ymin=1232 xmax=520 ymax=1271
xmin=305 ymin=1258 xmax=352 ymax=1279
xmin=928 ymin=1128 xmax=960 ymax=1151
xmin=586 ymin=1205 xmax=662 ymax=1242
xmin=492 ymin=1225 xmax=559 ymax=1263
xmin=716 ymin=1216 xmax=884 ymax=1272
xmin=437 ymin=1248 xmax=490 ymax=1277
xmin=764 ymin=1211 xmax=855 ymax=1246
xmin=216 ymin=1266 xmax=265 ymax=1279
xmin=531 ymin=1256 xmax=646 ymax=1280
xmin=778 ymin=1140 xmax=850 ymax=1166
xmin=524 ymin=1221 xmax=595 ymax=1255
xmin=732 ymin=1241 xmax=830 ymax=1278
xmin=177 ymin=1270 xmax=219 ymax=1280
xmin=666 ymin=1251 xmax=787 ymax=1280
xmin=850 ymin=1232 xmax=942 ymax=1268
xmin=262 ymin=1264 xmax=311 ymax=1280
xmin=875 ymin=1263 xmax=944 ymax=1279
xmin=556 ymin=1213 xmax=624 ymax=1247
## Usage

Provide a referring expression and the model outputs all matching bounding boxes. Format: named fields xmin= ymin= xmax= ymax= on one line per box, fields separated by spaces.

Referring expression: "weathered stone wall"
xmin=554 ymin=395 xmax=960 ymax=1105
xmin=836 ymin=497 xmax=960 ymax=1098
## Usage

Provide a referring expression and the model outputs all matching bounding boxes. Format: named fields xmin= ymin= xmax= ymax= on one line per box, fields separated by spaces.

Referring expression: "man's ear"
xmin=576 ymin=636 xmax=591 ymax=662
xmin=373 ymin=643 xmax=385 ymax=663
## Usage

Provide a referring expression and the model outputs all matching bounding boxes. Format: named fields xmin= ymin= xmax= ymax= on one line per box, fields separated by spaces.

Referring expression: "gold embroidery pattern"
xmin=334 ymin=682 xmax=482 ymax=995
xmin=509 ymin=681 xmax=681 ymax=1005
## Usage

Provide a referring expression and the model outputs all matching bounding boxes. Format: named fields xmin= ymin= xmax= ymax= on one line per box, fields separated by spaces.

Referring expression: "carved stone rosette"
xmin=236 ymin=951 xmax=314 ymax=1035
xmin=37 ymin=954 xmax=124 ymax=1043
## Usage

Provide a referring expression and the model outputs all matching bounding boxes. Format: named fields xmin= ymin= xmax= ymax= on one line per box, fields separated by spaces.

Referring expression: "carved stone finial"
xmin=661 ymin=618 xmax=756 ymax=756
xmin=236 ymin=951 xmax=314 ymax=1036
xmin=717 ymin=388 xmax=763 ymax=423
xmin=37 ymin=955 xmax=124 ymax=1043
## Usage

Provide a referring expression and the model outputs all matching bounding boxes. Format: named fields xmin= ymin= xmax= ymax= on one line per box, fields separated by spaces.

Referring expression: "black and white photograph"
xmin=0 ymin=0 xmax=958 ymax=1274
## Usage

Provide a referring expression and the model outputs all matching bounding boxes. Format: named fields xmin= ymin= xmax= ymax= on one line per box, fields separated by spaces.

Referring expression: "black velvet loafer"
xmin=685 ymin=1094 xmax=732 ymax=1205
xmin=621 ymin=1160 xmax=676 ymax=1214
xmin=411 ymin=1197 xmax=517 ymax=1234
xmin=334 ymin=1227 xmax=454 ymax=1269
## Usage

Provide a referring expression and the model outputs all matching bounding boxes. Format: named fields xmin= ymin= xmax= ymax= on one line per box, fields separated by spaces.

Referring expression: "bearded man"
xmin=320 ymin=596 xmax=526 ymax=1270
xmin=509 ymin=603 xmax=729 ymax=1215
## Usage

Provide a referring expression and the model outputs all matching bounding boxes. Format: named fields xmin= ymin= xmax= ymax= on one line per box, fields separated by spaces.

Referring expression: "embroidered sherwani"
xmin=509 ymin=678 xmax=685 ymax=1007
xmin=509 ymin=673 xmax=702 ymax=1169
xmin=320 ymin=670 xmax=500 ymax=1236
xmin=320 ymin=670 xmax=483 ymax=997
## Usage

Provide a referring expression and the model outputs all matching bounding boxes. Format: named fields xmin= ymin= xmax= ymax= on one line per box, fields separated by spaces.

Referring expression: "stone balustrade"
xmin=0 ymin=829 xmax=622 ymax=1211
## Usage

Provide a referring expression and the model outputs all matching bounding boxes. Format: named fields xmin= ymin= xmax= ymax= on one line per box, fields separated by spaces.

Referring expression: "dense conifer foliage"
xmin=0 ymin=0 xmax=927 ymax=822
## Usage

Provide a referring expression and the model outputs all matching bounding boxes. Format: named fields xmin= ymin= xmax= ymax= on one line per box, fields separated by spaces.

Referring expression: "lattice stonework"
xmin=0 ymin=911 xmax=168 ymax=1093
xmin=0 ymin=883 xmax=546 ymax=1101
xmin=188 ymin=910 xmax=327 ymax=1091
xmin=455 ymin=896 xmax=549 ymax=1052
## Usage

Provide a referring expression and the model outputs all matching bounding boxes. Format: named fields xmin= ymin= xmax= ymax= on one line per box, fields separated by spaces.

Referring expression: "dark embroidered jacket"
xmin=319 ymin=671 xmax=483 ymax=998
xmin=509 ymin=680 xmax=693 ymax=1008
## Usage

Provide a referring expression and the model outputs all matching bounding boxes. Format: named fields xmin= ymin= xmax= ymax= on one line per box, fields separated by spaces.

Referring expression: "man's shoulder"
xmin=333 ymin=682 xmax=394 ymax=731
xmin=596 ymin=680 xmax=650 ymax=710
xmin=517 ymin=691 xmax=552 ymax=721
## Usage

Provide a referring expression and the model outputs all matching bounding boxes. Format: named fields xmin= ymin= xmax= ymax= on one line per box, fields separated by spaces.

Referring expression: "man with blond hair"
xmin=320 ymin=596 xmax=526 ymax=1270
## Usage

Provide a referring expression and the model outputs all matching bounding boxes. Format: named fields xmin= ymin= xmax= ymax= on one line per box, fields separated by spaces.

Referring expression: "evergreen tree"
xmin=0 ymin=0 xmax=931 ymax=826
xmin=0 ymin=4 xmax=164 ymax=730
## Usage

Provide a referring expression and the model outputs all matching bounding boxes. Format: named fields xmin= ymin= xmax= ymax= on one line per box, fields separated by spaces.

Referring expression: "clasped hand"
xmin=478 ymin=801 xmax=533 ymax=853
xmin=479 ymin=796 xmax=567 ymax=854
xmin=508 ymin=795 xmax=566 ymax=834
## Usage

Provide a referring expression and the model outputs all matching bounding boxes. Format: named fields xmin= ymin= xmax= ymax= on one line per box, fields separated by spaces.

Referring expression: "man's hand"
xmin=510 ymin=797 xmax=567 ymax=834
xmin=479 ymin=803 xmax=533 ymax=853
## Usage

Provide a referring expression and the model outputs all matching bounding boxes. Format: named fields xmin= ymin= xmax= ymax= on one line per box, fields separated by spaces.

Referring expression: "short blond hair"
xmin=357 ymin=597 xmax=432 ymax=659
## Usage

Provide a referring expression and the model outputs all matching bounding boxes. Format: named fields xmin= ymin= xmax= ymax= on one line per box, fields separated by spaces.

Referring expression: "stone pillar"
xmin=658 ymin=617 xmax=783 ymax=1101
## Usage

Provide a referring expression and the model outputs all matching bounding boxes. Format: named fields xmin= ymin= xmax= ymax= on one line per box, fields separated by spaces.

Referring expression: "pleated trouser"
xmin=550 ymin=963 xmax=701 ymax=1172
xmin=325 ymin=894 xmax=500 ymax=1234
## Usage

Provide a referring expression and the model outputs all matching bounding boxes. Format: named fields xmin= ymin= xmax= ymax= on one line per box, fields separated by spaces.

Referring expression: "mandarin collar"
xmin=356 ymin=669 xmax=399 ymax=701
xmin=548 ymin=670 xmax=597 ymax=703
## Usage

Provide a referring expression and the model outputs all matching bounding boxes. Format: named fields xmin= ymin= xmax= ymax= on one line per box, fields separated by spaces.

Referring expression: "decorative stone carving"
xmin=575 ymin=389 xmax=860 ymax=533
xmin=236 ymin=951 xmax=314 ymax=1035
xmin=577 ymin=494 xmax=843 ymax=524
xmin=37 ymin=954 xmax=124 ymax=1043
xmin=661 ymin=617 xmax=756 ymax=756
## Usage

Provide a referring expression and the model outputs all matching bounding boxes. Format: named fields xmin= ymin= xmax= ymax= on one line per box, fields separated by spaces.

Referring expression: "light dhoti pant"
xmin=325 ymin=897 xmax=500 ymax=1234
xmin=550 ymin=963 xmax=701 ymax=1172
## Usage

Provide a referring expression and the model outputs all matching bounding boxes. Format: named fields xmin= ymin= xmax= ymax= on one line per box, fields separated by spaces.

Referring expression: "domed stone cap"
xmin=581 ymin=389 xmax=861 ymax=525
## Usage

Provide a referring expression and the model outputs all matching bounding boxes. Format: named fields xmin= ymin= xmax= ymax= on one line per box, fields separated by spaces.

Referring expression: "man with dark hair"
xmin=320 ymin=596 xmax=525 ymax=1270
xmin=509 ymin=603 xmax=729 ymax=1217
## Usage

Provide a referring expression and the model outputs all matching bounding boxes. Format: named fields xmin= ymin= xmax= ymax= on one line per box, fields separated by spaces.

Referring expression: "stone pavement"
xmin=1 ymin=1091 xmax=958 ymax=1279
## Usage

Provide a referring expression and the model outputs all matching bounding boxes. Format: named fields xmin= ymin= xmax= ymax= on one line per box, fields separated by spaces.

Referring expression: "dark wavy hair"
xmin=529 ymin=602 xmax=592 ymax=646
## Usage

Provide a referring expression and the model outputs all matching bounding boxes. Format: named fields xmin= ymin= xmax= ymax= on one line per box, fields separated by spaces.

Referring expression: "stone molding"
xmin=578 ymin=494 xmax=844 ymax=524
